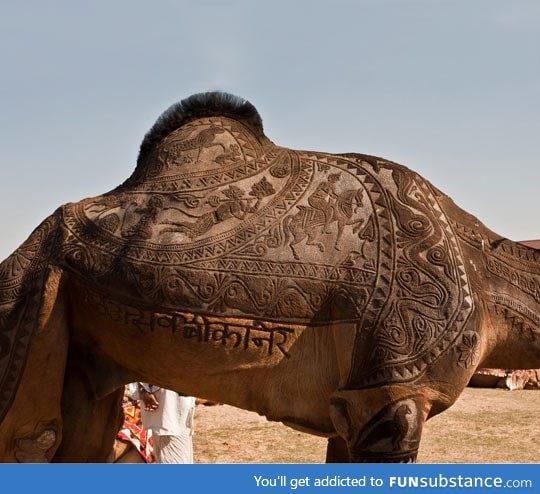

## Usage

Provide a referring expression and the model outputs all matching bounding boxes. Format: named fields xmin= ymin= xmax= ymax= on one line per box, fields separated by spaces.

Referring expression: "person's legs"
xmin=153 ymin=432 xmax=193 ymax=464
xmin=151 ymin=433 xmax=162 ymax=463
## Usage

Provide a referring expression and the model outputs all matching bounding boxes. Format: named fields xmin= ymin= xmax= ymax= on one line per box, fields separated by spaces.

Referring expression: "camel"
xmin=0 ymin=92 xmax=538 ymax=462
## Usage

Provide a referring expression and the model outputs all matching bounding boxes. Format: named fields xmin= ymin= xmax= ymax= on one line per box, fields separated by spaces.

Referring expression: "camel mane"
xmin=136 ymin=92 xmax=264 ymax=167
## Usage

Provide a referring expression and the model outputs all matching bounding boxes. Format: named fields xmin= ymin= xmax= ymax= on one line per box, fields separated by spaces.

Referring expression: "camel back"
xmin=0 ymin=93 xmax=476 ymax=422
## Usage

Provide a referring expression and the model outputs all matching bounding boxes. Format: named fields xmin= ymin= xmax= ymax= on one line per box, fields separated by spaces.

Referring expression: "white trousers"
xmin=152 ymin=432 xmax=193 ymax=464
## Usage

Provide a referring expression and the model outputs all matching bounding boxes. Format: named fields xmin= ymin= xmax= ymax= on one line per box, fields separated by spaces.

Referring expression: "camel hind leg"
xmin=52 ymin=339 xmax=130 ymax=462
xmin=325 ymin=435 xmax=350 ymax=462
xmin=52 ymin=366 xmax=124 ymax=462
xmin=0 ymin=267 xmax=69 ymax=462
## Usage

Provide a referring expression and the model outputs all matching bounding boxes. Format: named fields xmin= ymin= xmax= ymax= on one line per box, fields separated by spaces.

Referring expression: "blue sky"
xmin=1 ymin=0 xmax=538 ymax=258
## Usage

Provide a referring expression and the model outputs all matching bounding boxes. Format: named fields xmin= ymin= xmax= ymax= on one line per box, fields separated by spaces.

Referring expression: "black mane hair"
xmin=137 ymin=92 xmax=263 ymax=166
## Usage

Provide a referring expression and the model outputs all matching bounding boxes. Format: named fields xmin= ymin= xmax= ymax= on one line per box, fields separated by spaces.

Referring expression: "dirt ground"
xmin=193 ymin=388 xmax=539 ymax=463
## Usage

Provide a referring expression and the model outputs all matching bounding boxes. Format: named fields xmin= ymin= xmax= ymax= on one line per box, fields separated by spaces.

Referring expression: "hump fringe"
xmin=137 ymin=92 xmax=263 ymax=167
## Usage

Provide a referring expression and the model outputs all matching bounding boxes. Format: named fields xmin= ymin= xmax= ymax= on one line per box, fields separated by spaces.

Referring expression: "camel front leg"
xmin=0 ymin=268 xmax=68 ymax=462
xmin=329 ymin=386 xmax=431 ymax=463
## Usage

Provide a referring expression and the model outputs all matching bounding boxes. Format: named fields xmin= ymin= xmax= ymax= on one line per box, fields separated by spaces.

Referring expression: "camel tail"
xmin=0 ymin=210 xmax=62 ymax=423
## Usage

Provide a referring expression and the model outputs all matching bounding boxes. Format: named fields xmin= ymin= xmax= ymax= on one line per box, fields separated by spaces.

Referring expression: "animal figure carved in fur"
xmin=0 ymin=92 xmax=538 ymax=462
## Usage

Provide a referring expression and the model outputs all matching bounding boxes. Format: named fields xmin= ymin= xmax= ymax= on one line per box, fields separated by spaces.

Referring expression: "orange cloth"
xmin=117 ymin=397 xmax=155 ymax=463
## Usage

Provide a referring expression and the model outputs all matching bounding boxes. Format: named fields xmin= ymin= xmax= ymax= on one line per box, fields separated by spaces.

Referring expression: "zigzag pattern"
xmin=191 ymin=257 xmax=376 ymax=286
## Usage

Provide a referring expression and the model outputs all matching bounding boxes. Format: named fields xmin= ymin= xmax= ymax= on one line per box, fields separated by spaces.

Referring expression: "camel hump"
xmin=137 ymin=92 xmax=264 ymax=166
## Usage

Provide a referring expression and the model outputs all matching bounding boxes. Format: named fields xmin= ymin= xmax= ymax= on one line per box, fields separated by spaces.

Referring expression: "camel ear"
xmin=329 ymin=397 xmax=352 ymax=442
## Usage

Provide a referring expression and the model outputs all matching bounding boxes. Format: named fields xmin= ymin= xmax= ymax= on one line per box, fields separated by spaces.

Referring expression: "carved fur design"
xmin=0 ymin=92 xmax=538 ymax=463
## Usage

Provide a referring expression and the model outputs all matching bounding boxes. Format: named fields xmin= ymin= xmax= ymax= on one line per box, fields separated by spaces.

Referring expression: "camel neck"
xmin=480 ymin=238 xmax=540 ymax=369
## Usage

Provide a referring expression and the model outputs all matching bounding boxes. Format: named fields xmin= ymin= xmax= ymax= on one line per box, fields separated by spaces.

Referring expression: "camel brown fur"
xmin=0 ymin=92 xmax=538 ymax=462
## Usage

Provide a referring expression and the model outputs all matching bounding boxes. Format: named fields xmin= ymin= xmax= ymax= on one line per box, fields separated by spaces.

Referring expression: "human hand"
xmin=141 ymin=391 xmax=160 ymax=411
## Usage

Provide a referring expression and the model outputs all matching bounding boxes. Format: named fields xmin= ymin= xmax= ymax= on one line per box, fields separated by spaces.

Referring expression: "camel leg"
xmin=325 ymin=435 xmax=350 ymax=463
xmin=52 ymin=361 xmax=124 ymax=462
xmin=53 ymin=337 xmax=134 ymax=462
xmin=329 ymin=386 xmax=432 ymax=463
xmin=0 ymin=268 xmax=68 ymax=462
